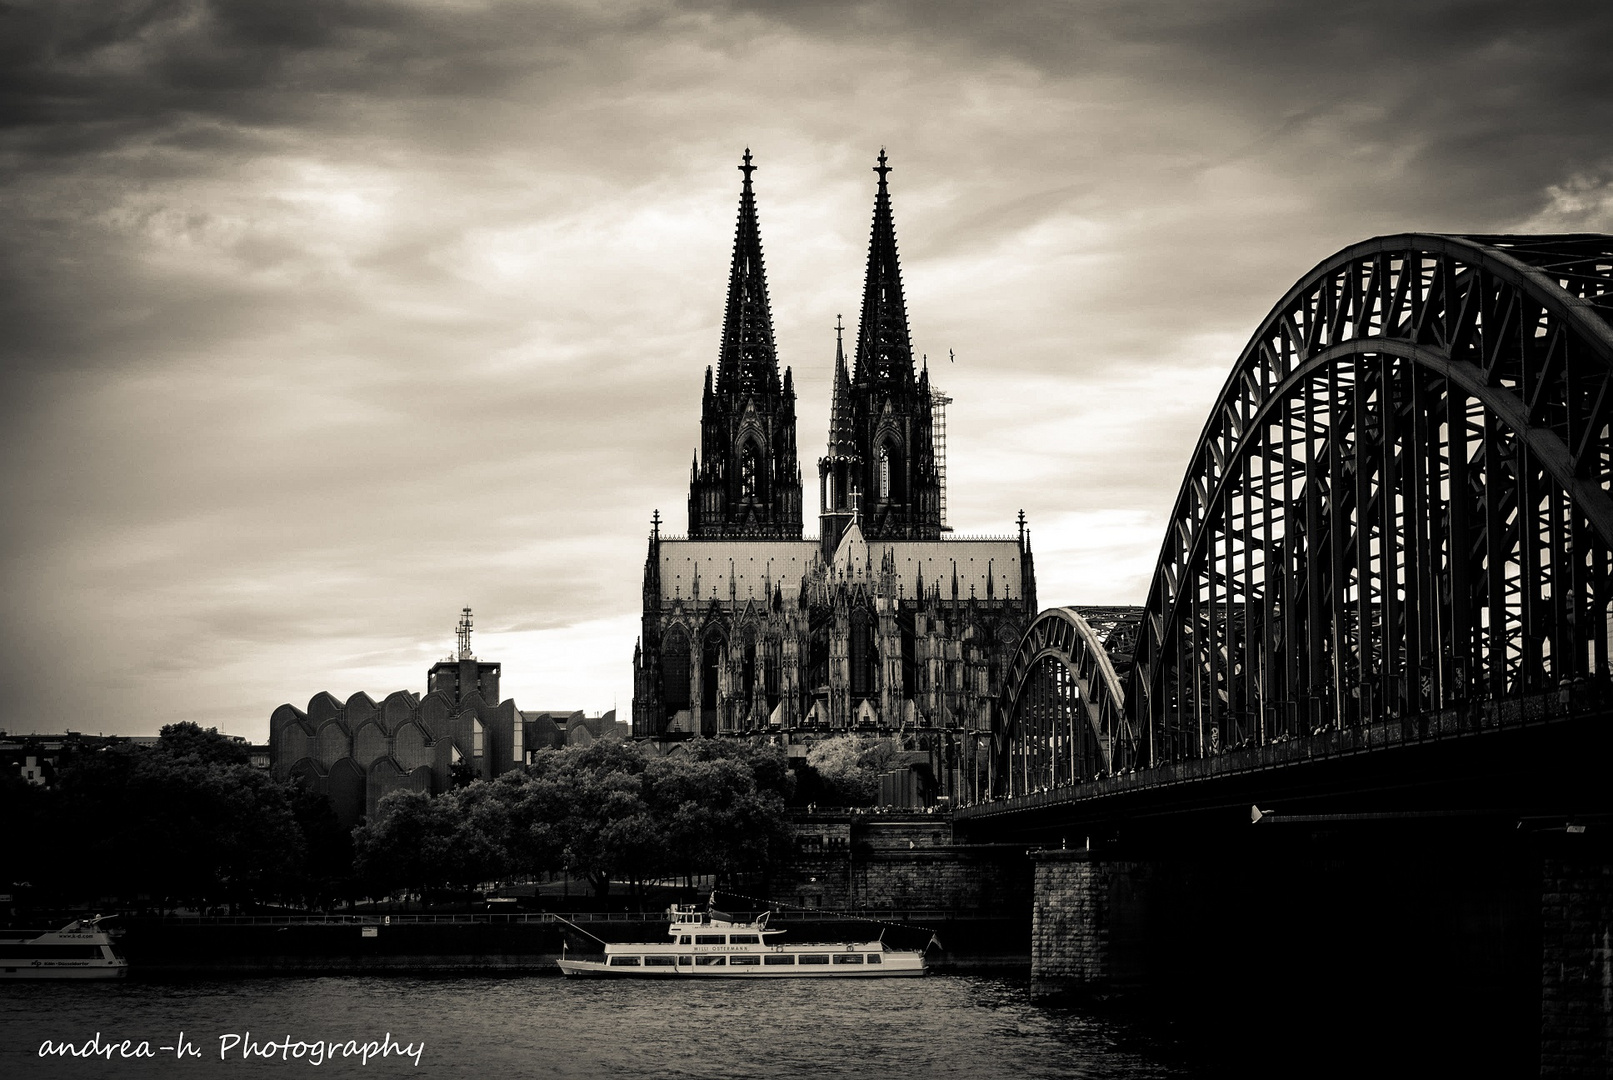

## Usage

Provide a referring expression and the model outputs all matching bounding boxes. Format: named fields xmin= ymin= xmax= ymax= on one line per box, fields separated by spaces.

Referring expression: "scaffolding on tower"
xmin=932 ymin=386 xmax=953 ymax=531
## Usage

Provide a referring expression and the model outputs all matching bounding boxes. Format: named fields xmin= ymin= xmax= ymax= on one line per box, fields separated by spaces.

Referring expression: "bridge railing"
xmin=962 ymin=680 xmax=1606 ymax=816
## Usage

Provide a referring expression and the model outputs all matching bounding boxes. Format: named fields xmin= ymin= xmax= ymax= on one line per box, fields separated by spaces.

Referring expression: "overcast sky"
xmin=4 ymin=0 xmax=1613 ymax=740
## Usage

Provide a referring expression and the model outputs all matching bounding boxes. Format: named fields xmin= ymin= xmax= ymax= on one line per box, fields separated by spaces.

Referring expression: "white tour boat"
xmin=0 ymin=915 xmax=128 ymax=980
xmin=557 ymin=901 xmax=927 ymax=978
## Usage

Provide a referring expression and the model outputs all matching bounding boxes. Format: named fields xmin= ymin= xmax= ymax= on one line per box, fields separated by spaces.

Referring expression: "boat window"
xmin=763 ymin=955 xmax=795 ymax=966
xmin=866 ymin=954 xmax=882 ymax=964
xmin=729 ymin=955 xmax=760 ymax=966
xmin=832 ymin=954 xmax=865 ymax=964
xmin=643 ymin=956 xmax=677 ymax=967
xmin=694 ymin=934 xmax=726 ymax=945
xmin=608 ymin=956 xmax=642 ymax=967
xmin=728 ymin=934 xmax=760 ymax=945
xmin=678 ymin=956 xmax=693 ymax=966
xmin=694 ymin=955 xmax=726 ymax=966
xmin=679 ymin=936 xmax=692 ymax=945
xmin=797 ymin=954 xmax=830 ymax=965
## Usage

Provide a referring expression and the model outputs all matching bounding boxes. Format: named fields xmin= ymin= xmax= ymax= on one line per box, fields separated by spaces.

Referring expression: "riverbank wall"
xmin=108 ymin=812 xmax=1036 ymax=977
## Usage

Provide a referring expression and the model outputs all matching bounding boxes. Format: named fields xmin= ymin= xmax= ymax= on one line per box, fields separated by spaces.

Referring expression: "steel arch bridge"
xmin=992 ymin=233 xmax=1613 ymax=793
xmin=996 ymin=607 xmax=1133 ymax=798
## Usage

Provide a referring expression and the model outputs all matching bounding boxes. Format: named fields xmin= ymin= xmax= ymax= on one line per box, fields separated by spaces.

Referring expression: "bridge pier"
xmin=1026 ymin=826 xmax=1613 ymax=1076
xmin=1029 ymin=847 xmax=1145 ymax=999
xmin=1541 ymin=849 xmax=1613 ymax=1078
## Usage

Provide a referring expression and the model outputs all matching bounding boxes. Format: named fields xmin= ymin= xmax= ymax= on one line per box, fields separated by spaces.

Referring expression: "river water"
xmin=1 ymin=975 xmax=1200 ymax=1079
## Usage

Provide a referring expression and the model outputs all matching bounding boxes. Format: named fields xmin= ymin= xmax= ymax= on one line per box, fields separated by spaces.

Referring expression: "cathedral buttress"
xmin=846 ymin=150 xmax=941 ymax=541
xmin=688 ymin=150 xmax=803 ymax=539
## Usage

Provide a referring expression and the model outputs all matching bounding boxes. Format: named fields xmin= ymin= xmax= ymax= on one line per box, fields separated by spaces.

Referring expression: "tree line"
xmin=1 ymin=724 xmax=900 ymax=913
xmin=353 ymin=739 xmax=796 ymax=904
xmin=2 ymin=724 xmax=351 ymax=912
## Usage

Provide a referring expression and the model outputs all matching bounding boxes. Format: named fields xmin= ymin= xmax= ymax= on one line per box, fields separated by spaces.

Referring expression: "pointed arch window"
xmin=701 ymin=631 xmax=727 ymax=736
xmin=663 ymin=627 xmax=691 ymax=713
xmin=740 ymin=442 xmax=760 ymax=500
xmin=764 ymin=641 xmax=781 ymax=705
xmin=877 ymin=441 xmax=901 ymax=501
xmin=742 ymin=636 xmax=757 ymax=701
xmin=702 ymin=632 xmax=726 ymax=710
xmin=850 ymin=611 xmax=876 ymax=698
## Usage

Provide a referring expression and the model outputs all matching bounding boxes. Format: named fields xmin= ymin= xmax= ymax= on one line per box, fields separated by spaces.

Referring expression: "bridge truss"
xmin=996 ymin=607 xmax=1134 ymax=797
xmin=1129 ymin=234 xmax=1613 ymax=765
xmin=992 ymin=234 xmax=1613 ymax=793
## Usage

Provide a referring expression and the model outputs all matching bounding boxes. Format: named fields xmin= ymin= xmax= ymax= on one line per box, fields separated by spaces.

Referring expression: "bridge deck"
xmin=960 ymin=684 xmax=1609 ymax=832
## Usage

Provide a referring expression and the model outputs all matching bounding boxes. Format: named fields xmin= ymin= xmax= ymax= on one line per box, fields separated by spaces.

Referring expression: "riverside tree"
xmin=350 ymin=739 xmax=796 ymax=904
xmin=1 ymin=723 xmax=315 ymax=912
xmin=804 ymin=734 xmax=896 ymax=806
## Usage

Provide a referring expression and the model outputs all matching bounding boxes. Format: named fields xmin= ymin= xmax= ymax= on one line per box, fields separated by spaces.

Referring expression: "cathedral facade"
xmin=631 ymin=152 xmax=1036 ymax=792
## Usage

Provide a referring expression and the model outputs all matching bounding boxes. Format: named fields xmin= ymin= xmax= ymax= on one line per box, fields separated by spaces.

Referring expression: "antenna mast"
xmin=456 ymin=607 xmax=475 ymax=660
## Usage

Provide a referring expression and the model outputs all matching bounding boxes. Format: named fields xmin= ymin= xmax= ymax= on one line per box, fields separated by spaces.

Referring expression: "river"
xmin=1 ymin=975 xmax=1200 ymax=1079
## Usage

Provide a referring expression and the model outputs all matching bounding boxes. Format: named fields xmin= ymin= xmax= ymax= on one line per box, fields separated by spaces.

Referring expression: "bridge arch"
xmin=996 ymin=607 xmax=1134 ymax=797
xmin=1129 ymin=233 xmax=1613 ymax=766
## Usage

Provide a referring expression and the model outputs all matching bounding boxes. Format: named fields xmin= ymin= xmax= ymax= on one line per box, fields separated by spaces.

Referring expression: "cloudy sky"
xmin=4 ymin=0 xmax=1612 ymax=740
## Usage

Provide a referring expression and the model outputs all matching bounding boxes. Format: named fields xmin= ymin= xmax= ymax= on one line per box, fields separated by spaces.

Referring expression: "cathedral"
xmin=631 ymin=151 xmax=1037 ymax=792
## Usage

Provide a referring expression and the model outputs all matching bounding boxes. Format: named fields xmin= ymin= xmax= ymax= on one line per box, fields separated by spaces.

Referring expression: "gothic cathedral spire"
xmin=840 ymin=150 xmax=941 ymax=541
xmin=853 ymin=149 xmax=915 ymax=387
xmin=688 ymin=151 xmax=803 ymax=539
xmin=717 ymin=149 xmax=780 ymax=396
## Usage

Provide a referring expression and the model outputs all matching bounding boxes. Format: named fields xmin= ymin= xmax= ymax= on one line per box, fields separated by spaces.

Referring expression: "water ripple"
xmin=1 ymin=975 xmax=1196 ymax=1079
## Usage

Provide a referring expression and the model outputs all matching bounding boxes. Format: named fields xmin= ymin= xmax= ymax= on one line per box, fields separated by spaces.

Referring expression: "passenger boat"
xmin=0 ymin=915 xmax=128 ymax=979
xmin=557 ymin=900 xmax=927 ymax=978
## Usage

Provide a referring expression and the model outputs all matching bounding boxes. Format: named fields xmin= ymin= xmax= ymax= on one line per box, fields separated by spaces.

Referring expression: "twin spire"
xmin=718 ymin=148 xmax=917 ymax=393
xmin=696 ymin=149 xmax=930 ymax=544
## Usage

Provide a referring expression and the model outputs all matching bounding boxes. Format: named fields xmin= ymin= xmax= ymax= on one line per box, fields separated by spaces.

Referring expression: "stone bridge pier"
xmin=1030 ymin=826 xmax=1613 ymax=1078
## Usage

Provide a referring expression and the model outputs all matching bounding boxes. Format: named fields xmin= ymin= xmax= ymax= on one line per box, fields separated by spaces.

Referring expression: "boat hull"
xmin=557 ymin=956 xmax=924 ymax=978
xmin=0 ymin=963 xmax=128 ymax=980
xmin=557 ymin=903 xmax=930 ymax=979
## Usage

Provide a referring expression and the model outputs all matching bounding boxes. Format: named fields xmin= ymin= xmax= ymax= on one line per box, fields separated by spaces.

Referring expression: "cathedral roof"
xmin=655 ymin=536 xmax=1022 ymax=604
xmin=658 ymin=540 xmax=819 ymax=604
xmin=831 ymin=518 xmax=868 ymax=574
xmin=877 ymin=539 xmax=1023 ymax=601
xmin=852 ymin=149 xmax=914 ymax=387
xmin=716 ymin=149 xmax=781 ymax=397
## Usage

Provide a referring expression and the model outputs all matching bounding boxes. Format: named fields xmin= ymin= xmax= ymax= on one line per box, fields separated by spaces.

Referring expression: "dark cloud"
xmin=0 ymin=0 xmax=677 ymax=137
xmin=734 ymin=0 xmax=1613 ymax=217
xmin=2 ymin=0 xmax=1611 ymax=736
